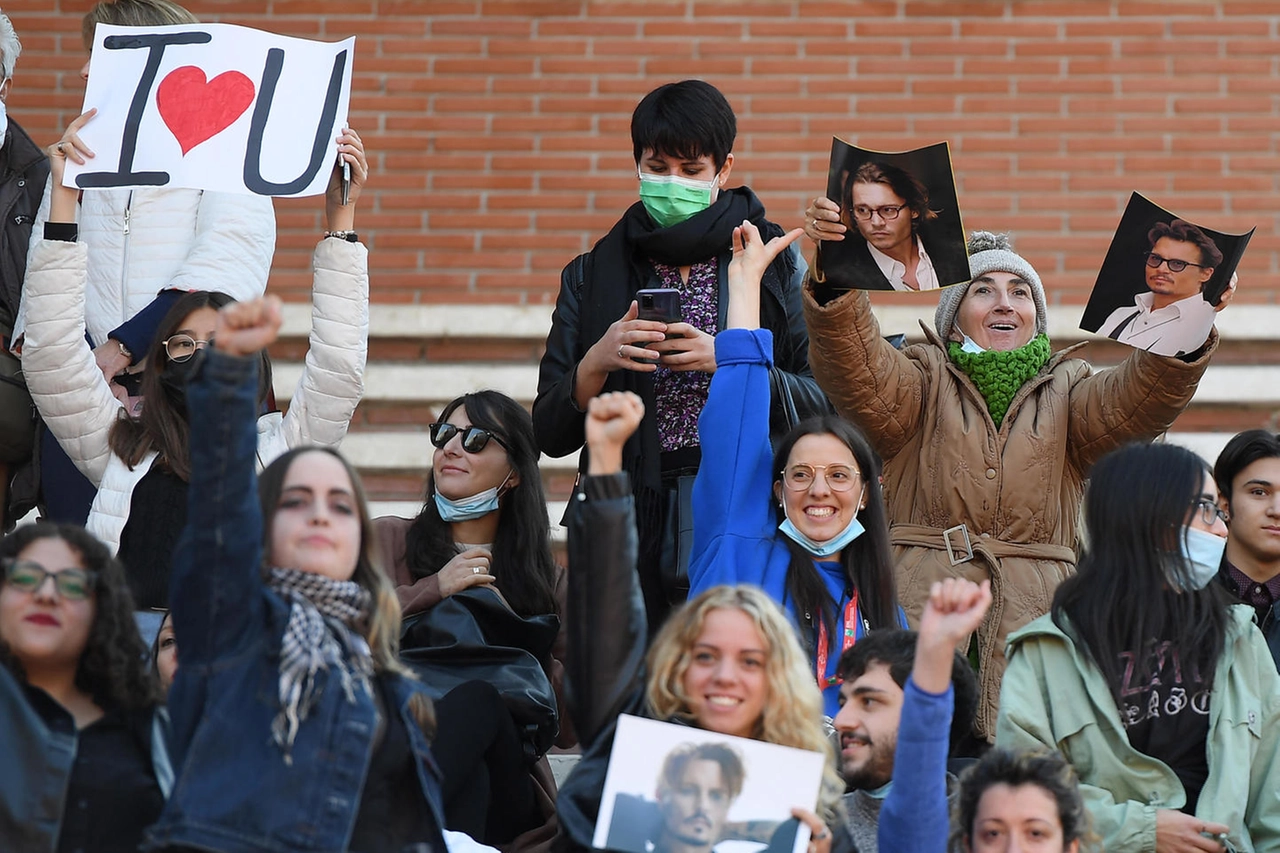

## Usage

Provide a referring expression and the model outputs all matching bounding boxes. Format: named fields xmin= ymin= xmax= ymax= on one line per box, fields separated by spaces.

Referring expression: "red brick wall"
xmin=9 ymin=1 xmax=1279 ymax=305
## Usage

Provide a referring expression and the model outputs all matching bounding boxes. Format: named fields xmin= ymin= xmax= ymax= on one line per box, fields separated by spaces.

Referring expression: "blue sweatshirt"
xmin=689 ymin=327 xmax=894 ymax=717
xmin=878 ymin=678 xmax=953 ymax=853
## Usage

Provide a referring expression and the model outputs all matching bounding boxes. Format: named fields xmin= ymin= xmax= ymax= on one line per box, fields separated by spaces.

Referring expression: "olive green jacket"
xmin=996 ymin=607 xmax=1280 ymax=852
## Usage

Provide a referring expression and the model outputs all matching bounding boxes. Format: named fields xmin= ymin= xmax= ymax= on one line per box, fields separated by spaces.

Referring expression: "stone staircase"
xmin=271 ymin=302 xmax=1280 ymax=542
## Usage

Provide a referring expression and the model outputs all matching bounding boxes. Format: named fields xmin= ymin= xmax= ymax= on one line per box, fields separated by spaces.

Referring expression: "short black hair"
xmin=1214 ymin=429 xmax=1280 ymax=503
xmin=837 ymin=629 xmax=978 ymax=756
xmin=631 ymin=80 xmax=736 ymax=171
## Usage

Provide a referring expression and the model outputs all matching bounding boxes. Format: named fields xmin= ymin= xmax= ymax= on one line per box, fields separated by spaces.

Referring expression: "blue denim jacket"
xmin=144 ymin=349 xmax=447 ymax=853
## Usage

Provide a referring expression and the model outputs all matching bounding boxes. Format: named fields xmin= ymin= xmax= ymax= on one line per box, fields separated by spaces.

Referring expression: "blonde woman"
xmin=558 ymin=390 xmax=847 ymax=853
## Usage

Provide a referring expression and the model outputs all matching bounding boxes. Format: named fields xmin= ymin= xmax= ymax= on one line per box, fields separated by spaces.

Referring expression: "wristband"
xmin=324 ymin=230 xmax=359 ymax=242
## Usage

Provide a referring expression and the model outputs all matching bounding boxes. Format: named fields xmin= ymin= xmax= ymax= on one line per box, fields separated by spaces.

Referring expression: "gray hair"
xmin=0 ymin=11 xmax=20 ymax=81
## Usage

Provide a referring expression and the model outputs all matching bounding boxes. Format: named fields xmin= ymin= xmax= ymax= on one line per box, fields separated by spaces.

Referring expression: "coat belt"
xmin=890 ymin=523 xmax=1076 ymax=567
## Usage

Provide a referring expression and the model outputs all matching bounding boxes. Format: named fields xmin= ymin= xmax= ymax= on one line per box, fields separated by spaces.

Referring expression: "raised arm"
xmin=565 ymin=391 xmax=647 ymax=747
xmin=268 ymin=129 xmax=369 ymax=460
xmin=880 ymin=579 xmax=991 ymax=853
xmin=1066 ymin=333 xmax=1216 ymax=474
xmin=19 ymin=118 xmax=124 ymax=486
xmin=689 ymin=221 xmax=803 ymax=591
xmin=170 ymin=297 xmax=282 ymax=671
xmin=801 ymin=195 xmax=930 ymax=462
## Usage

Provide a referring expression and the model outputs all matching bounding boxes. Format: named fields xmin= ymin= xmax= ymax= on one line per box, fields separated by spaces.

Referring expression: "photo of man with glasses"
xmin=1096 ymin=219 xmax=1224 ymax=357
xmin=812 ymin=142 xmax=970 ymax=294
xmin=842 ymin=162 xmax=942 ymax=291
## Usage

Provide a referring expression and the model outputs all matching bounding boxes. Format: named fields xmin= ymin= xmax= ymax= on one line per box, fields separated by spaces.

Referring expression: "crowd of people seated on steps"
xmin=2 ymin=5 xmax=1277 ymax=852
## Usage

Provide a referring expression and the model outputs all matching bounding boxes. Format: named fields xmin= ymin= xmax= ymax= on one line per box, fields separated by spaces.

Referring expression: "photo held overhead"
xmin=65 ymin=23 xmax=354 ymax=197
xmin=815 ymin=139 xmax=970 ymax=294
xmin=1081 ymin=193 xmax=1254 ymax=358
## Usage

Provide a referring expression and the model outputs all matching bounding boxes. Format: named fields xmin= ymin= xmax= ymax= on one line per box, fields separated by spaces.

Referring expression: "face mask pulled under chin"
xmin=434 ymin=470 xmax=513 ymax=522
xmin=637 ymin=171 xmax=717 ymax=228
xmin=957 ymin=332 xmax=985 ymax=354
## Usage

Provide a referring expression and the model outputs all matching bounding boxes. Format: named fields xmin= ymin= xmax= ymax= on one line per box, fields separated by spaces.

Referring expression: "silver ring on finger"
xmin=56 ymin=142 xmax=65 ymax=155
xmin=617 ymin=345 xmax=625 ymax=359
xmin=472 ymin=566 xmax=480 ymax=575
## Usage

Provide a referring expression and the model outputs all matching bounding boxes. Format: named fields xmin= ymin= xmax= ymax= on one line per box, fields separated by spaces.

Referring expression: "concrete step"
xmin=273 ymin=360 xmax=1280 ymax=408
xmin=279 ymin=302 xmax=1280 ymax=344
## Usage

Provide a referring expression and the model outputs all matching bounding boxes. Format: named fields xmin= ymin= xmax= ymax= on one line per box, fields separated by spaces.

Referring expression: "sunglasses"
xmin=3 ymin=559 xmax=97 ymax=600
xmin=429 ymin=422 xmax=506 ymax=454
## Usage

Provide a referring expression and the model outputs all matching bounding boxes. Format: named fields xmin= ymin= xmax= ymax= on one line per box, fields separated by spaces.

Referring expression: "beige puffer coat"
xmin=803 ymin=285 xmax=1216 ymax=737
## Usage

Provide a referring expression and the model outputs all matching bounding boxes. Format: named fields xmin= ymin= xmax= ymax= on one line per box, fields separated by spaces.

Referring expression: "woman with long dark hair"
xmin=688 ymin=220 xmax=902 ymax=716
xmin=21 ymin=124 xmax=370 ymax=614
xmin=374 ymin=389 xmax=571 ymax=848
xmin=0 ymin=523 xmax=168 ymax=853
xmin=997 ymin=442 xmax=1280 ymax=852
xmin=375 ymin=390 xmax=558 ymax=621
xmin=144 ymin=296 xmax=447 ymax=853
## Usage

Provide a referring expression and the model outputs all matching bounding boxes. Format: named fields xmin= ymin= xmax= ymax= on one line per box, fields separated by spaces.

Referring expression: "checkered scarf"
xmin=266 ymin=566 xmax=374 ymax=760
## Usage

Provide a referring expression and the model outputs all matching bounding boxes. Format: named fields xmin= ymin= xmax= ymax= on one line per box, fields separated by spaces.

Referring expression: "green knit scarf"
xmin=947 ymin=334 xmax=1052 ymax=427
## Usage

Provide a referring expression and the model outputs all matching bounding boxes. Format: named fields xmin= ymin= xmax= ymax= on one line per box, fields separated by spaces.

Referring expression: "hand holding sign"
xmin=325 ymin=127 xmax=367 ymax=232
xmin=66 ymin=23 xmax=354 ymax=197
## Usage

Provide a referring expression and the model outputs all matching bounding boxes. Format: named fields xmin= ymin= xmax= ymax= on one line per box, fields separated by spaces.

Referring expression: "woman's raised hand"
xmin=727 ymin=220 xmax=803 ymax=329
xmin=45 ymin=109 xmax=98 ymax=222
xmin=803 ymin=196 xmax=845 ymax=243
xmin=585 ymin=391 xmax=644 ymax=475
xmin=436 ymin=546 xmax=496 ymax=598
xmin=214 ymin=296 xmax=283 ymax=357
xmin=325 ymin=127 xmax=368 ymax=232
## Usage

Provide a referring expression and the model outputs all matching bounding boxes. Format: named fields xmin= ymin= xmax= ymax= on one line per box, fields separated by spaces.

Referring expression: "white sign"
xmin=65 ymin=23 xmax=354 ymax=197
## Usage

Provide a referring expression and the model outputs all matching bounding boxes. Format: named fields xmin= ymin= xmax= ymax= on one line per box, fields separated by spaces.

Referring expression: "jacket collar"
xmin=2 ymin=119 xmax=47 ymax=175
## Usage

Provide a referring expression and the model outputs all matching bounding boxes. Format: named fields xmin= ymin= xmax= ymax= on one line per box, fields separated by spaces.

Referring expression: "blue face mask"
xmin=778 ymin=496 xmax=866 ymax=558
xmin=1178 ymin=525 xmax=1227 ymax=591
xmin=433 ymin=471 xmax=512 ymax=522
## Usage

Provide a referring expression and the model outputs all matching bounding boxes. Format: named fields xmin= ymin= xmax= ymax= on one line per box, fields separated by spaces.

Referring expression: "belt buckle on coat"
xmin=944 ymin=524 xmax=974 ymax=565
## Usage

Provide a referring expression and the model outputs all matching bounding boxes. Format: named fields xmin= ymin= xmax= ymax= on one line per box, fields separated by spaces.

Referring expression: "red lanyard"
xmin=815 ymin=591 xmax=859 ymax=689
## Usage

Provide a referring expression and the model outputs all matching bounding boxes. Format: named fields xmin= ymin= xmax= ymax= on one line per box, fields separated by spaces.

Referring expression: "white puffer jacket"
xmin=16 ymin=181 xmax=275 ymax=346
xmin=21 ymin=237 xmax=368 ymax=554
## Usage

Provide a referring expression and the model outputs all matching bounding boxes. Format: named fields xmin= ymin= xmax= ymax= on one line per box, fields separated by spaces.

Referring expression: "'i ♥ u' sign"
xmin=64 ymin=23 xmax=354 ymax=197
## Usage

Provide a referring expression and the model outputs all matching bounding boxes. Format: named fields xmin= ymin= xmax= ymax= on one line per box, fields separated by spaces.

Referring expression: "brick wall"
xmin=8 ymin=0 xmax=1279 ymax=305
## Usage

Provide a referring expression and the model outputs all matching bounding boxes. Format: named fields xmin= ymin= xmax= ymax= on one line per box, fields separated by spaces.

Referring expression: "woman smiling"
xmin=802 ymin=209 xmax=1220 ymax=739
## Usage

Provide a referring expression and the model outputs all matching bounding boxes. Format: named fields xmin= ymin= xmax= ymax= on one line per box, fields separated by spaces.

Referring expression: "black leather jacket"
xmin=556 ymin=472 xmax=650 ymax=853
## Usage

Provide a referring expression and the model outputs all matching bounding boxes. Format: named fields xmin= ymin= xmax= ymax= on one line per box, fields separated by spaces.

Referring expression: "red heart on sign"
xmin=156 ymin=66 xmax=256 ymax=155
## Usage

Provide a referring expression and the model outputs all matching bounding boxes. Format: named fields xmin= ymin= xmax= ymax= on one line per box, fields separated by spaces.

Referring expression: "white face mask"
xmin=958 ymin=332 xmax=985 ymax=354
xmin=1178 ymin=526 xmax=1227 ymax=591
xmin=0 ymin=97 xmax=9 ymax=148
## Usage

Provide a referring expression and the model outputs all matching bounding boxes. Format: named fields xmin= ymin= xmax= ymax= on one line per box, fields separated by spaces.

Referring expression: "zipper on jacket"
xmin=120 ymin=191 xmax=133 ymax=327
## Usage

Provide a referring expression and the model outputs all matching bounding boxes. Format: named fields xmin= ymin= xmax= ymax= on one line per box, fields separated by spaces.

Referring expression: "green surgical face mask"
xmin=638 ymin=171 xmax=718 ymax=228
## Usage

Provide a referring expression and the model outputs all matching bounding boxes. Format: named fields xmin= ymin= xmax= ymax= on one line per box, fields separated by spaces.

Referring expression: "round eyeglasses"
xmin=779 ymin=463 xmax=862 ymax=492
xmin=163 ymin=334 xmax=212 ymax=363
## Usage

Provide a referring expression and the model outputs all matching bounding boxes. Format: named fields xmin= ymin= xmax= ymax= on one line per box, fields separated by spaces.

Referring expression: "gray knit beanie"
xmin=934 ymin=232 xmax=1049 ymax=342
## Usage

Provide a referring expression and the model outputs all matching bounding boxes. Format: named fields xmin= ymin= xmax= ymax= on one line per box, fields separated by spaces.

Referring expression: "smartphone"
xmin=636 ymin=288 xmax=681 ymax=325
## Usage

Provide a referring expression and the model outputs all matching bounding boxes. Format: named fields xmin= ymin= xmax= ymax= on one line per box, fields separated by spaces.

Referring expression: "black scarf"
xmin=580 ymin=187 xmax=792 ymax=348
